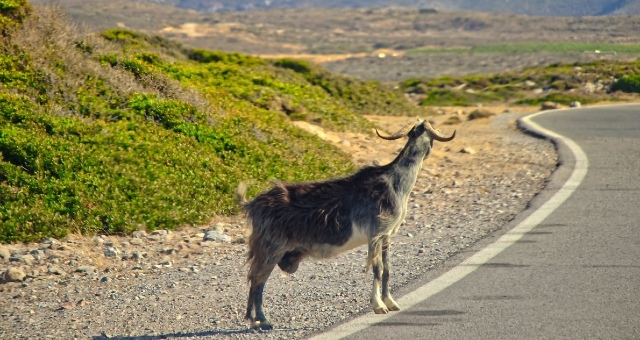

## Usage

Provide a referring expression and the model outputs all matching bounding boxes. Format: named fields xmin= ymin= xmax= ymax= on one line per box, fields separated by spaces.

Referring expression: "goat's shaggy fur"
xmin=237 ymin=120 xmax=455 ymax=330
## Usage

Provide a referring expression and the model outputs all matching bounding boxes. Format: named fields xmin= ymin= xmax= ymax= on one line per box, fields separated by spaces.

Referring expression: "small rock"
xmin=41 ymin=238 xmax=57 ymax=245
xmin=132 ymin=252 xmax=146 ymax=261
xmin=193 ymin=233 xmax=205 ymax=238
xmin=459 ymin=147 xmax=476 ymax=154
xmin=569 ymin=101 xmax=581 ymax=108
xmin=100 ymin=276 xmax=111 ymax=283
xmin=541 ymin=101 xmax=558 ymax=110
xmin=132 ymin=230 xmax=147 ymax=238
xmin=92 ymin=237 xmax=104 ymax=245
xmin=10 ymin=255 xmax=34 ymax=266
xmin=29 ymin=249 xmax=44 ymax=260
xmin=60 ymin=301 xmax=77 ymax=310
xmin=203 ymin=230 xmax=230 ymax=243
xmin=48 ymin=266 xmax=64 ymax=275
xmin=151 ymin=230 xmax=168 ymax=236
xmin=4 ymin=267 xmax=26 ymax=282
xmin=121 ymin=251 xmax=133 ymax=260
xmin=104 ymin=247 xmax=119 ymax=257
xmin=129 ymin=238 xmax=144 ymax=246
xmin=0 ymin=246 xmax=11 ymax=260
xmin=232 ymin=237 xmax=246 ymax=244
xmin=75 ymin=266 xmax=96 ymax=275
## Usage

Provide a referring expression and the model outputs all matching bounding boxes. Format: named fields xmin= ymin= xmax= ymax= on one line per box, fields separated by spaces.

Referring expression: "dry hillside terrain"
xmin=31 ymin=1 xmax=640 ymax=82
xmin=138 ymin=0 xmax=640 ymax=16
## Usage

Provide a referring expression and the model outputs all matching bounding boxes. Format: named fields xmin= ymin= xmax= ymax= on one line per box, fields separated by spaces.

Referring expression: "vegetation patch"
xmin=409 ymin=43 xmax=640 ymax=55
xmin=402 ymin=60 xmax=640 ymax=107
xmin=611 ymin=74 xmax=640 ymax=93
xmin=0 ymin=4 xmax=427 ymax=242
xmin=0 ymin=0 xmax=31 ymax=34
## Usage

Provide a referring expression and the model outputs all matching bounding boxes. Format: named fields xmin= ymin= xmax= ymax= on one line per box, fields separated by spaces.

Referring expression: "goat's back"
xmin=244 ymin=168 xmax=398 ymax=249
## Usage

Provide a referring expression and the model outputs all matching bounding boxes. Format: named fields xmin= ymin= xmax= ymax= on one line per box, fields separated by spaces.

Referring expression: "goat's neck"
xmin=387 ymin=138 xmax=429 ymax=197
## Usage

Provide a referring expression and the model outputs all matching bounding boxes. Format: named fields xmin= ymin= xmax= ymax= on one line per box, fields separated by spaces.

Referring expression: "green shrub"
xmin=188 ymin=49 xmax=265 ymax=66
xmin=0 ymin=0 xmax=31 ymax=34
xmin=611 ymin=75 xmax=640 ymax=93
xmin=421 ymin=89 xmax=501 ymax=106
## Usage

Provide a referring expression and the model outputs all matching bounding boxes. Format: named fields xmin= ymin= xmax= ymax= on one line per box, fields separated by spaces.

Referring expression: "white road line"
xmin=310 ymin=110 xmax=589 ymax=340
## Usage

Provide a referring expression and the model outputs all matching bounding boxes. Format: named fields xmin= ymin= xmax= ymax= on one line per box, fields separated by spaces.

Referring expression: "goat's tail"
xmin=235 ymin=182 xmax=248 ymax=208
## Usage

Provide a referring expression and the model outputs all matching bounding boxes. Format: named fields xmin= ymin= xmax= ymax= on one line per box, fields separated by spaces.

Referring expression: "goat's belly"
xmin=309 ymin=226 xmax=369 ymax=259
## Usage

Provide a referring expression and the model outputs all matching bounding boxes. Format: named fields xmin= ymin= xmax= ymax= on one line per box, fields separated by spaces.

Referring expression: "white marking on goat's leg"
xmin=381 ymin=237 xmax=400 ymax=311
xmin=368 ymin=240 xmax=388 ymax=314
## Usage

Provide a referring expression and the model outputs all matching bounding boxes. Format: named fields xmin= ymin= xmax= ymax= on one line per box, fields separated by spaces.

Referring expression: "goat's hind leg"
xmin=381 ymin=236 xmax=400 ymax=311
xmin=246 ymin=263 xmax=278 ymax=330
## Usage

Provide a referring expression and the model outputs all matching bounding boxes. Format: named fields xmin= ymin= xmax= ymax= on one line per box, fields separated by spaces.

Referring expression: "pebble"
xmin=4 ymin=267 xmax=26 ymax=282
xmin=47 ymin=266 xmax=64 ymax=275
xmin=0 ymin=246 xmax=10 ymax=260
xmin=132 ymin=230 xmax=147 ymax=238
xmin=203 ymin=230 xmax=230 ymax=243
xmin=104 ymin=247 xmax=119 ymax=257
xmin=75 ymin=266 xmax=96 ymax=275
xmin=459 ymin=147 xmax=476 ymax=154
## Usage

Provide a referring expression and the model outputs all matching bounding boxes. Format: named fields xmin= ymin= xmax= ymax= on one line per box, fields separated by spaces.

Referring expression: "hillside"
xmin=0 ymin=1 xmax=425 ymax=242
xmin=166 ymin=0 xmax=640 ymax=16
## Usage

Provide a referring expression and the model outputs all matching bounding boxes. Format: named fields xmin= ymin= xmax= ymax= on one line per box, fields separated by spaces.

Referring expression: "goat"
xmin=236 ymin=120 xmax=456 ymax=330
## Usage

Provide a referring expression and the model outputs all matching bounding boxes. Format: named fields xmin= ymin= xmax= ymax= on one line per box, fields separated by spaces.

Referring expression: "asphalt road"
xmin=313 ymin=104 xmax=640 ymax=339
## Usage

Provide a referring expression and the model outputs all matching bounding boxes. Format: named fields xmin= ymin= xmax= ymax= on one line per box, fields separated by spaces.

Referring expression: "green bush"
xmin=421 ymin=89 xmax=501 ymax=106
xmin=611 ymin=75 xmax=640 ymax=93
xmin=0 ymin=0 xmax=31 ymax=34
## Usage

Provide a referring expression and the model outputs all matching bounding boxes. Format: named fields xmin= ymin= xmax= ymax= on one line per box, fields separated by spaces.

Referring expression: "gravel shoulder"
xmin=0 ymin=109 xmax=557 ymax=339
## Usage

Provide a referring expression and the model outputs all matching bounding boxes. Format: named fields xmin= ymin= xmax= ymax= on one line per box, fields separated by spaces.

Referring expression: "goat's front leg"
xmin=381 ymin=236 xmax=400 ymax=311
xmin=368 ymin=239 xmax=388 ymax=314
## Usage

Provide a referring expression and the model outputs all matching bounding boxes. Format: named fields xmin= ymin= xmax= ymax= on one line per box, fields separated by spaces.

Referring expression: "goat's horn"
xmin=424 ymin=121 xmax=456 ymax=142
xmin=375 ymin=121 xmax=416 ymax=140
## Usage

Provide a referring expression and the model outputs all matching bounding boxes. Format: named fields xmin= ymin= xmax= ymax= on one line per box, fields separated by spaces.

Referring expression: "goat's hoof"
xmin=373 ymin=306 xmax=389 ymax=314
xmin=252 ymin=321 xmax=274 ymax=331
xmin=383 ymin=296 xmax=401 ymax=311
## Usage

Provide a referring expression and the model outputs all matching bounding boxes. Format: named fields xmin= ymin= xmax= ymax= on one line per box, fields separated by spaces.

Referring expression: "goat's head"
xmin=376 ymin=119 xmax=456 ymax=146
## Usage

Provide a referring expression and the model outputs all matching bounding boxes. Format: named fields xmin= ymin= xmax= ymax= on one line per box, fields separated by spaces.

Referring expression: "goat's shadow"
xmin=92 ymin=327 xmax=313 ymax=339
